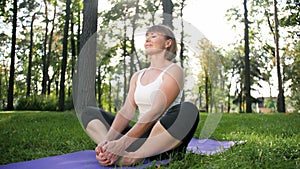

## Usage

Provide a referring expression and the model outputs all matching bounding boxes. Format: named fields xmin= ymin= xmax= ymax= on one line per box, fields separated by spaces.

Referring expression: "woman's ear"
xmin=165 ymin=39 xmax=172 ymax=48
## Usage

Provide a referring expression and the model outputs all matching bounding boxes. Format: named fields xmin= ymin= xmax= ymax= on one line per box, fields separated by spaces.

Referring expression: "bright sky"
xmin=99 ymin=0 xmax=242 ymax=48
xmin=183 ymin=0 xmax=242 ymax=48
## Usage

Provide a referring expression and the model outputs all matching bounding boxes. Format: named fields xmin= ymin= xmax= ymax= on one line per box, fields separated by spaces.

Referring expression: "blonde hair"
xmin=146 ymin=25 xmax=178 ymax=61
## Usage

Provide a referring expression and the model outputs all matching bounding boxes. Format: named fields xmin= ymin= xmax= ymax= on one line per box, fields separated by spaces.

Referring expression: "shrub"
xmin=15 ymin=95 xmax=58 ymax=111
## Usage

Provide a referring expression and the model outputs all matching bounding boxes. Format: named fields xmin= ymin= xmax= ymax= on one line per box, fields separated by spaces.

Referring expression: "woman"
xmin=81 ymin=24 xmax=199 ymax=166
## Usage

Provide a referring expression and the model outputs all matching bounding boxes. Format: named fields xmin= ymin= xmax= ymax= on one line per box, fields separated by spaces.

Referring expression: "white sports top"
xmin=134 ymin=63 xmax=183 ymax=120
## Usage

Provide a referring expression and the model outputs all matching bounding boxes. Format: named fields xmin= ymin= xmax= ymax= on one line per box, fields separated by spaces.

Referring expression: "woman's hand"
xmin=103 ymin=139 xmax=127 ymax=164
xmin=95 ymin=141 xmax=107 ymax=156
xmin=95 ymin=141 xmax=114 ymax=166
xmin=95 ymin=139 xmax=128 ymax=166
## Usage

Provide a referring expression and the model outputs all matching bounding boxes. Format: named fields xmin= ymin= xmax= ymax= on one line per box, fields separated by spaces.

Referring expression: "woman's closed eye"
xmin=146 ymin=34 xmax=158 ymax=39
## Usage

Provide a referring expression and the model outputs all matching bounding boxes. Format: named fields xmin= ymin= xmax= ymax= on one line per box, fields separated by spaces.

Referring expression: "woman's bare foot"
xmin=116 ymin=152 xmax=144 ymax=166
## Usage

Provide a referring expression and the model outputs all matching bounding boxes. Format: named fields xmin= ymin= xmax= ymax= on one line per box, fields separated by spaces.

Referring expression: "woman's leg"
xmin=85 ymin=119 xmax=108 ymax=144
xmin=81 ymin=107 xmax=115 ymax=144
xmin=117 ymin=121 xmax=181 ymax=165
xmin=120 ymin=102 xmax=199 ymax=164
xmin=131 ymin=121 xmax=183 ymax=158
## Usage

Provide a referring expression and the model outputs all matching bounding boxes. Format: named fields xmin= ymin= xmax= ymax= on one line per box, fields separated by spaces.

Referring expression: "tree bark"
xmin=74 ymin=0 xmax=98 ymax=111
xmin=130 ymin=0 xmax=139 ymax=77
xmin=273 ymin=0 xmax=285 ymax=113
xmin=244 ymin=0 xmax=252 ymax=113
xmin=58 ymin=0 xmax=71 ymax=111
xmin=7 ymin=0 xmax=18 ymax=110
xmin=122 ymin=10 xmax=128 ymax=104
xmin=70 ymin=11 xmax=76 ymax=97
xmin=162 ymin=0 xmax=174 ymax=29
xmin=205 ymin=70 xmax=209 ymax=113
xmin=26 ymin=13 xmax=36 ymax=98
xmin=97 ymin=66 xmax=102 ymax=108
xmin=179 ymin=0 xmax=185 ymax=67
xmin=42 ymin=0 xmax=49 ymax=95
xmin=47 ymin=0 xmax=57 ymax=95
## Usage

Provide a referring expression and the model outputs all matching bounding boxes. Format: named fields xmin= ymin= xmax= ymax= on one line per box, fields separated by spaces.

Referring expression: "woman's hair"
xmin=146 ymin=24 xmax=178 ymax=61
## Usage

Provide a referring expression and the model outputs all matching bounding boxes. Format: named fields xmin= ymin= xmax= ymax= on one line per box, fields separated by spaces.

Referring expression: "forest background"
xmin=0 ymin=0 xmax=299 ymax=114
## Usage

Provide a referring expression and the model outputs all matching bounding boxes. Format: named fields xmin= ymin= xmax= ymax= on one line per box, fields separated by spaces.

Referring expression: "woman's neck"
xmin=149 ymin=54 xmax=172 ymax=69
xmin=149 ymin=56 xmax=172 ymax=69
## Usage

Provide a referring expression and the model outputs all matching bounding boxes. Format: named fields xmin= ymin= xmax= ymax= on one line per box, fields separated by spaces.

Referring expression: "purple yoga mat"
xmin=0 ymin=138 xmax=243 ymax=169
xmin=187 ymin=138 xmax=238 ymax=155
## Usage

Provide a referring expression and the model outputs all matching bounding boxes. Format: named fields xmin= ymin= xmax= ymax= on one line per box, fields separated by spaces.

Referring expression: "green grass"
xmin=0 ymin=111 xmax=299 ymax=168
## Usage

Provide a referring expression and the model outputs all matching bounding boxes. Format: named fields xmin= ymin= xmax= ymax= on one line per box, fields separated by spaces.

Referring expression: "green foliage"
xmin=225 ymin=0 xmax=300 ymax=113
xmin=284 ymin=39 xmax=300 ymax=113
xmin=0 ymin=112 xmax=299 ymax=168
xmin=15 ymin=95 xmax=57 ymax=111
xmin=280 ymin=1 xmax=300 ymax=28
xmin=14 ymin=95 xmax=72 ymax=111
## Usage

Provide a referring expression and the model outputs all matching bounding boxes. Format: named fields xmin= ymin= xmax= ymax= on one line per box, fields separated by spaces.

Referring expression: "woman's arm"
xmin=104 ymin=72 xmax=139 ymax=141
xmin=99 ymin=65 xmax=184 ymax=165
xmin=96 ymin=72 xmax=139 ymax=166
xmin=119 ymin=65 xmax=184 ymax=147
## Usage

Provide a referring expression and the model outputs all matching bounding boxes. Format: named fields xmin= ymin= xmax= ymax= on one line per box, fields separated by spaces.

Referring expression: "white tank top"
xmin=134 ymin=63 xmax=183 ymax=120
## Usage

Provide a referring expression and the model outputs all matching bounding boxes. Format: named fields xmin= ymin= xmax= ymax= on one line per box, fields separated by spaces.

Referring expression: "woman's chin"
xmin=145 ymin=48 xmax=164 ymax=55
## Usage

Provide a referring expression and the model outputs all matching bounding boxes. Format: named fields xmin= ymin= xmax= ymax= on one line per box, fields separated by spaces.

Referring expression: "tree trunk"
xmin=162 ymin=0 xmax=174 ymax=29
xmin=26 ymin=13 xmax=36 ymax=98
xmin=244 ymin=0 xmax=252 ymax=113
xmin=70 ymin=11 xmax=76 ymax=97
xmin=109 ymin=78 xmax=112 ymax=112
xmin=49 ymin=70 xmax=58 ymax=96
xmin=97 ymin=66 xmax=102 ymax=108
xmin=122 ymin=11 xmax=128 ymax=104
xmin=7 ymin=0 xmax=18 ymax=110
xmin=58 ymin=0 xmax=71 ymax=111
xmin=77 ymin=0 xmax=81 ymax=57
xmin=74 ymin=0 xmax=98 ymax=111
xmin=227 ymin=83 xmax=232 ymax=113
xmin=150 ymin=0 xmax=160 ymax=25
xmin=47 ymin=0 xmax=57 ymax=95
xmin=42 ymin=0 xmax=49 ymax=95
xmin=273 ymin=0 xmax=285 ymax=113
xmin=130 ymin=0 xmax=139 ymax=77
xmin=205 ymin=70 xmax=209 ymax=112
xmin=179 ymin=0 xmax=185 ymax=67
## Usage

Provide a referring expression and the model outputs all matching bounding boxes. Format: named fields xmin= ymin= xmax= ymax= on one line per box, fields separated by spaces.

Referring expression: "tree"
xmin=197 ymin=38 xmax=225 ymax=113
xmin=145 ymin=0 xmax=161 ymax=25
xmin=281 ymin=0 xmax=300 ymax=112
xmin=73 ymin=0 xmax=98 ymax=111
xmin=7 ymin=0 xmax=18 ymax=110
xmin=225 ymin=0 xmax=292 ymax=113
xmin=26 ymin=1 xmax=40 ymax=97
xmin=58 ymin=0 xmax=71 ymax=111
xmin=179 ymin=0 xmax=186 ymax=68
xmin=47 ymin=0 xmax=58 ymax=95
xmin=41 ymin=0 xmax=49 ymax=95
xmin=26 ymin=12 xmax=36 ymax=97
xmin=273 ymin=0 xmax=285 ymax=113
xmin=286 ymin=41 xmax=300 ymax=112
xmin=162 ymin=0 xmax=174 ymax=29
xmin=244 ymin=0 xmax=252 ymax=113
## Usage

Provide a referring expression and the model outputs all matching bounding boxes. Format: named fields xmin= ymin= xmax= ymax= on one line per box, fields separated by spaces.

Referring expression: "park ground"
xmin=0 ymin=111 xmax=299 ymax=168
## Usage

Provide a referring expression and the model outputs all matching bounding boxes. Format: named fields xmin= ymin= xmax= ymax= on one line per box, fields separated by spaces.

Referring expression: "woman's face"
xmin=144 ymin=31 xmax=171 ymax=56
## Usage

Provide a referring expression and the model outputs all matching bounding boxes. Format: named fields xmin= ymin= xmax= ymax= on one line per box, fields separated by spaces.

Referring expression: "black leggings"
xmin=81 ymin=102 xmax=199 ymax=160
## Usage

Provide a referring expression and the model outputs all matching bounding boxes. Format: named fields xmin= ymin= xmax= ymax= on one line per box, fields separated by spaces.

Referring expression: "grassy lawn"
xmin=0 ymin=111 xmax=299 ymax=168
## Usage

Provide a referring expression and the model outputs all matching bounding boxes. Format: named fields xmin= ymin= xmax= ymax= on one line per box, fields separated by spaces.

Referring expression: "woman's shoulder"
xmin=168 ymin=63 xmax=183 ymax=75
xmin=130 ymin=68 xmax=146 ymax=82
xmin=162 ymin=63 xmax=183 ymax=82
